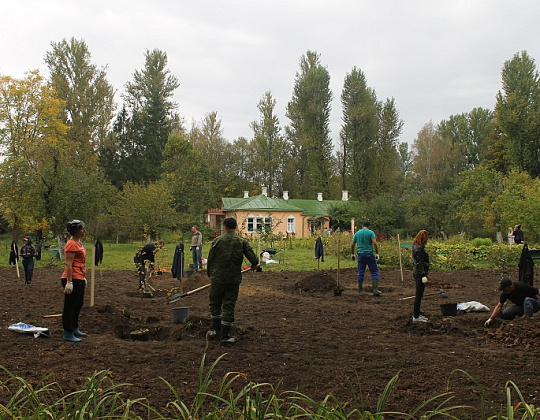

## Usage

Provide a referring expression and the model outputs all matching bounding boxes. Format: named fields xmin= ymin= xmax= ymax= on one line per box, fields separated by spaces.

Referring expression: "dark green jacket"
xmin=207 ymin=232 xmax=258 ymax=284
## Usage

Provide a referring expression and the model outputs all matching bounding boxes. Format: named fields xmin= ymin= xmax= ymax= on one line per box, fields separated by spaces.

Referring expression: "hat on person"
xmin=223 ymin=217 xmax=237 ymax=229
xmin=498 ymin=278 xmax=513 ymax=290
xmin=23 ymin=236 xmax=30 ymax=242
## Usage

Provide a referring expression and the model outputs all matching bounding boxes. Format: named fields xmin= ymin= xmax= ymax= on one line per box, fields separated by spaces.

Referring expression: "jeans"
xmin=22 ymin=259 xmax=34 ymax=283
xmin=356 ymin=252 xmax=379 ymax=285
xmin=501 ymin=297 xmax=540 ymax=319
xmin=191 ymin=247 xmax=203 ymax=270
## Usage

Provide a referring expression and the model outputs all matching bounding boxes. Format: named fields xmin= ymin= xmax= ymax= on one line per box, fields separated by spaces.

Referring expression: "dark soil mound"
xmin=295 ymin=271 xmax=336 ymax=292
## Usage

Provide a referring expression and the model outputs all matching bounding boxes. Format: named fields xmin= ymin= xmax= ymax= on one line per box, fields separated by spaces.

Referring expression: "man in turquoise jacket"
xmin=351 ymin=221 xmax=381 ymax=296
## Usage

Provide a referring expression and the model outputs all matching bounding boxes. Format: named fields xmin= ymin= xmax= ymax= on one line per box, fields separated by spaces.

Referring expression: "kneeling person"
xmin=485 ymin=278 xmax=540 ymax=326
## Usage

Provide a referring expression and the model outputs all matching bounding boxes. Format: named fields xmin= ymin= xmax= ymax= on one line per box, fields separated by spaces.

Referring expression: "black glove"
xmin=351 ymin=254 xmax=356 ymax=261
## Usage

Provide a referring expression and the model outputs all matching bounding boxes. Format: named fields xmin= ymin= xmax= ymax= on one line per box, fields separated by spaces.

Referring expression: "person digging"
xmin=206 ymin=217 xmax=259 ymax=345
xmin=484 ymin=278 xmax=540 ymax=327
xmin=350 ymin=221 xmax=382 ymax=296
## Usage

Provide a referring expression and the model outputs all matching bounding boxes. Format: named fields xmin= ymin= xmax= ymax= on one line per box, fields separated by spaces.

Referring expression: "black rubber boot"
xmin=220 ymin=325 xmax=237 ymax=345
xmin=207 ymin=318 xmax=221 ymax=341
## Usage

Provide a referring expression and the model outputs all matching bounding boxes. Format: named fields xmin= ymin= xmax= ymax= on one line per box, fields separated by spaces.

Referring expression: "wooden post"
xmin=397 ymin=234 xmax=404 ymax=282
xmin=90 ymin=245 xmax=96 ymax=307
xmin=337 ymin=235 xmax=341 ymax=287
xmin=15 ymin=257 xmax=20 ymax=279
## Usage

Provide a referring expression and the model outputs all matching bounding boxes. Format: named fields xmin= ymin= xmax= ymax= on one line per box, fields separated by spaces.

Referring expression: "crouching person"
xmin=207 ymin=217 xmax=259 ymax=345
xmin=485 ymin=278 xmax=540 ymax=327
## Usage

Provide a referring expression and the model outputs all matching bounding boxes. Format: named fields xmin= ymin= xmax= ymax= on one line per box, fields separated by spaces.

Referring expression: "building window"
xmin=246 ymin=215 xmax=273 ymax=233
xmin=287 ymin=216 xmax=295 ymax=233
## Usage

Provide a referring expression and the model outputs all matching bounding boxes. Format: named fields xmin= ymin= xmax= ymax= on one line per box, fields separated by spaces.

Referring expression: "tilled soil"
xmin=1 ymin=264 xmax=539 ymax=416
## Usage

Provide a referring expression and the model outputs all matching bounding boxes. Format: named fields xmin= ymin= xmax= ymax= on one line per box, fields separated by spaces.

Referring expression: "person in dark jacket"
xmin=484 ymin=278 xmax=540 ymax=326
xmin=412 ymin=230 xmax=430 ymax=323
xmin=206 ymin=217 xmax=259 ymax=345
xmin=513 ymin=224 xmax=524 ymax=245
xmin=20 ymin=237 xmax=37 ymax=284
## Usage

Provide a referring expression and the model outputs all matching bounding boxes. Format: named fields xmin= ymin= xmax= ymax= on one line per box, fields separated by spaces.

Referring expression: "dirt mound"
xmin=486 ymin=318 xmax=540 ymax=349
xmin=295 ymin=271 xmax=336 ymax=292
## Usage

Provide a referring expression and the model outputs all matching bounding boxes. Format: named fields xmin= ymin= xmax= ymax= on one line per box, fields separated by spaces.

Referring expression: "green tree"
xmin=286 ymin=51 xmax=334 ymax=198
xmin=45 ymin=37 xmax=116 ymax=160
xmin=109 ymin=49 xmax=180 ymax=185
xmin=250 ymin=91 xmax=289 ymax=197
xmin=493 ymin=170 xmax=540 ymax=241
xmin=495 ymin=51 xmax=540 ymax=177
xmin=111 ymin=181 xmax=177 ymax=241
xmin=0 ymin=71 xmax=113 ymax=251
xmin=455 ymin=166 xmax=503 ymax=232
xmin=162 ymin=129 xmax=212 ymax=217
xmin=340 ymin=67 xmax=378 ymax=198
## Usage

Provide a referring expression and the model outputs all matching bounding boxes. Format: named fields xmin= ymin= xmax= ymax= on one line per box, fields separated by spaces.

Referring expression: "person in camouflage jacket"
xmin=206 ymin=217 xmax=259 ymax=345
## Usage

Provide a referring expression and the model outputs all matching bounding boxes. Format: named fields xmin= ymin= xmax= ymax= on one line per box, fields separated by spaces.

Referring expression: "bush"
xmin=472 ymin=237 xmax=492 ymax=248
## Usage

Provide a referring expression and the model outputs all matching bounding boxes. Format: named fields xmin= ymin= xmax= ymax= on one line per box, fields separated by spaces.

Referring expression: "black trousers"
xmin=61 ymin=278 xmax=86 ymax=332
xmin=413 ymin=274 xmax=426 ymax=318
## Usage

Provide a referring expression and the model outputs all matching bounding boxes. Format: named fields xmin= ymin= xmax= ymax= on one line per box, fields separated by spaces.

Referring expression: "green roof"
xmin=222 ymin=195 xmax=349 ymax=216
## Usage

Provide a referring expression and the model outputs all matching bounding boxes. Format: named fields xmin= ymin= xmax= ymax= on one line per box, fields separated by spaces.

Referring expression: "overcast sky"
xmin=2 ymin=1 xmax=540 ymax=148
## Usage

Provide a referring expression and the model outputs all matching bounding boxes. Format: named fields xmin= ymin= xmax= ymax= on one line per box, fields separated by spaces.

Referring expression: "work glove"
xmin=351 ymin=254 xmax=356 ymax=261
xmin=64 ymin=282 xmax=73 ymax=295
xmin=375 ymin=254 xmax=380 ymax=261
xmin=196 ymin=246 xmax=200 ymax=251
xmin=422 ymin=276 xmax=428 ymax=284
xmin=484 ymin=318 xmax=492 ymax=327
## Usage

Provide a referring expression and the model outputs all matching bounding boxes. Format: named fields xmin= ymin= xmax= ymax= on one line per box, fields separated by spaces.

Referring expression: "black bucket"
xmin=440 ymin=303 xmax=457 ymax=317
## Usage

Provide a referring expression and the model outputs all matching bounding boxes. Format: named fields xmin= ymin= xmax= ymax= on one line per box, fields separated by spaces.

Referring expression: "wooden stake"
xmin=15 ymin=257 xmax=20 ymax=278
xmin=90 ymin=245 xmax=96 ymax=307
xmin=337 ymin=235 xmax=341 ymax=287
xmin=397 ymin=234 xmax=404 ymax=282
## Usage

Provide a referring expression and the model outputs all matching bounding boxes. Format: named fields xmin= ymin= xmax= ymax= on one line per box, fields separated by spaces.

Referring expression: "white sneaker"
xmin=412 ymin=315 xmax=429 ymax=323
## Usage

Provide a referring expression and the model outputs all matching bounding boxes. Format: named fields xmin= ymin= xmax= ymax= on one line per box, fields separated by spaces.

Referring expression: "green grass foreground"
xmin=0 ymin=352 xmax=538 ymax=419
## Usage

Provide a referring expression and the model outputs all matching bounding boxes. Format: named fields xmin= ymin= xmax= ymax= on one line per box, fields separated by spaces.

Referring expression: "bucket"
xmin=440 ymin=303 xmax=457 ymax=317
xmin=172 ymin=307 xmax=190 ymax=323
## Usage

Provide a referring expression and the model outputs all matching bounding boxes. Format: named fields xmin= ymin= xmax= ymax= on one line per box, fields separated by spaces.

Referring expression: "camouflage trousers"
xmin=209 ymin=282 xmax=240 ymax=325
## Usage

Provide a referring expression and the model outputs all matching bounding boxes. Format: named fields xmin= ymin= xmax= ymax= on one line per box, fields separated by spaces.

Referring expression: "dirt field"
xmin=1 ymin=263 xmax=539 ymax=416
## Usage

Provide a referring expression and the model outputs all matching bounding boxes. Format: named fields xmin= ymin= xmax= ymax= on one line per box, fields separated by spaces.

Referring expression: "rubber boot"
xmin=207 ymin=318 xmax=221 ymax=340
xmin=73 ymin=327 xmax=87 ymax=337
xmin=358 ymin=282 xmax=363 ymax=295
xmin=220 ymin=325 xmax=237 ymax=345
xmin=372 ymin=280 xmax=382 ymax=296
xmin=63 ymin=331 xmax=82 ymax=342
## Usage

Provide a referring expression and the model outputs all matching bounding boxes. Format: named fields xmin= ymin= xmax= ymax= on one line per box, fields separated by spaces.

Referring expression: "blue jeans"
xmin=22 ymin=259 xmax=34 ymax=283
xmin=501 ymin=297 xmax=540 ymax=319
xmin=356 ymin=252 xmax=379 ymax=285
xmin=191 ymin=247 xmax=202 ymax=270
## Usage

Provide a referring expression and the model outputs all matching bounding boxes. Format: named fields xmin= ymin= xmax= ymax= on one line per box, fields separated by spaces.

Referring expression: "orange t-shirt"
xmin=61 ymin=239 xmax=86 ymax=280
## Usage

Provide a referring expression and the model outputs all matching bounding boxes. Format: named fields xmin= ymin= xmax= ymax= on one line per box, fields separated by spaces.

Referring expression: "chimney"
xmin=283 ymin=191 xmax=289 ymax=200
xmin=317 ymin=193 xmax=323 ymax=201
xmin=243 ymin=191 xmax=249 ymax=199
xmin=262 ymin=186 xmax=267 ymax=197
xmin=341 ymin=190 xmax=349 ymax=201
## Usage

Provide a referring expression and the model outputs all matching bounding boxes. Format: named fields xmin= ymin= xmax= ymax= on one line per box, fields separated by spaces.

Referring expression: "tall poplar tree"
xmin=45 ymin=37 xmax=115 ymax=160
xmin=286 ymin=51 xmax=333 ymax=199
xmin=250 ymin=91 xmax=288 ymax=197
xmin=495 ymin=50 xmax=540 ymax=177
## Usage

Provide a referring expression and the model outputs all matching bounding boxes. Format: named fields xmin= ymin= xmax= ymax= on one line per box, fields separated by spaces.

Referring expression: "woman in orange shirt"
xmin=61 ymin=220 xmax=87 ymax=342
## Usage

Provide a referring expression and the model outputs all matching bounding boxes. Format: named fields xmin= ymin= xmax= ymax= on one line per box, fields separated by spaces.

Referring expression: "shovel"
xmin=400 ymin=288 xmax=449 ymax=300
xmin=164 ymin=267 xmax=255 ymax=304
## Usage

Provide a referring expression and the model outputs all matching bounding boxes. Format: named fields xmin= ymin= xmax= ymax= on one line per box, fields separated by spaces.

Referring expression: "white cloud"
xmin=1 ymin=0 xmax=540 ymax=147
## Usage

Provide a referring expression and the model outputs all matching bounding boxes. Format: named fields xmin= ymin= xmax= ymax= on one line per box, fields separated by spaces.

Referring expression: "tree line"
xmin=1 ymin=37 xmax=539 ymax=244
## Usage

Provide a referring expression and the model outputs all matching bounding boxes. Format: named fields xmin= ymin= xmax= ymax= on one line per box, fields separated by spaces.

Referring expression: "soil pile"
xmin=294 ymin=271 xmax=336 ymax=292
xmin=487 ymin=319 xmax=540 ymax=349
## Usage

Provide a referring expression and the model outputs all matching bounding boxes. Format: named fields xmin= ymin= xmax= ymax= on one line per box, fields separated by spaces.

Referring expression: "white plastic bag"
xmin=457 ymin=301 xmax=490 ymax=313
xmin=8 ymin=322 xmax=50 ymax=338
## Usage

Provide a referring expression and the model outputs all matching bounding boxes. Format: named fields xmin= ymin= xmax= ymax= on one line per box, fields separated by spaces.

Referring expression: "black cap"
xmin=498 ymin=278 xmax=513 ymax=290
xmin=223 ymin=217 xmax=237 ymax=229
